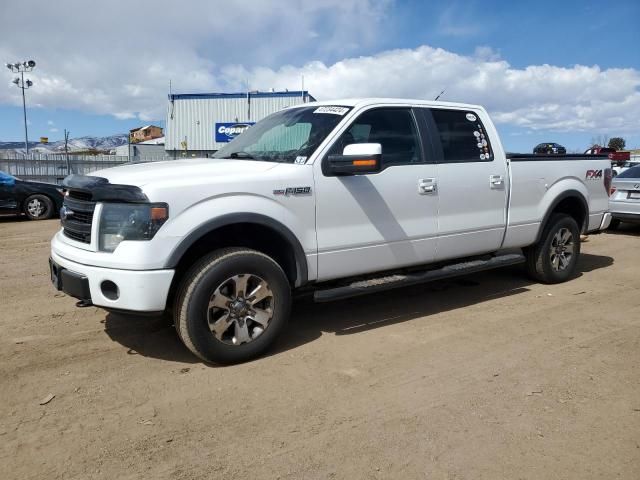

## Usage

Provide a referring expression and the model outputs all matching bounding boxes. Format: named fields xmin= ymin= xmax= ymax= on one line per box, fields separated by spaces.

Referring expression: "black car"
xmin=0 ymin=170 xmax=63 ymax=220
xmin=533 ymin=142 xmax=567 ymax=155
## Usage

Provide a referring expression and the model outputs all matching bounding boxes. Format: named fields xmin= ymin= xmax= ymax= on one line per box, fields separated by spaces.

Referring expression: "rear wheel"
xmin=23 ymin=194 xmax=54 ymax=220
xmin=524 ymin=214 xmax=580 ymax=284
xmin=174 ymin=248 xmax=291 ymax=364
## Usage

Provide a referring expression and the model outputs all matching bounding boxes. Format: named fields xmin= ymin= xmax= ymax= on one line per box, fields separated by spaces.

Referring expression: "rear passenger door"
xmin=420 ymin=108 xmax=508 ymax=261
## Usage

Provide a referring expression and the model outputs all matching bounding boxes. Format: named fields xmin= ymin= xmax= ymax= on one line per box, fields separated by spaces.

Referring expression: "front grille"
xmin=67 ymin=190 xmax=92 ymax=201
xmin=63 ymin=228 xmax=90 ymax=243
xmin=62 ymin=190 xmax=96 ymax=244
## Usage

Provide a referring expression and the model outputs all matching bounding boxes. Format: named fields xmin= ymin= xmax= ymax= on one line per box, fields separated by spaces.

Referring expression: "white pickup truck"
xmin=50 ymin=99 xmax=613 ymax=363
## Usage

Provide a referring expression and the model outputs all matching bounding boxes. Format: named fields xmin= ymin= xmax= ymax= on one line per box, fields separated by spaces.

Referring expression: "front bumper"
xmin=50 ymin=250 xmax=174 ymax=312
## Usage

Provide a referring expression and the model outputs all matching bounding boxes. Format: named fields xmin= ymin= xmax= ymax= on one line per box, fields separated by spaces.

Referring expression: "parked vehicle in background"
xmin=584 ymin=145 xmax=632 ymax=176
xmin=49 ymin=98 xmax=613 ymax=364
xmin=609 ymin=165 xmax=640 ymax=229
xmin=0 ymin=170 xmax=63 ymax=220
xmin=534 ymin=143 xmax=567 ymax=155
xmin=611 ymin=160 xmax=640 ymax=177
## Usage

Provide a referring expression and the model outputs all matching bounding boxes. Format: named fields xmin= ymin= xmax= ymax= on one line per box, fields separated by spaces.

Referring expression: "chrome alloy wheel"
xmin=27 ymin=198 xmax=45 ymax=217
xmin=549 ymin=227 xmax=575 ymax=272
xmin=207 ymin=274 xmax=274 ymax=345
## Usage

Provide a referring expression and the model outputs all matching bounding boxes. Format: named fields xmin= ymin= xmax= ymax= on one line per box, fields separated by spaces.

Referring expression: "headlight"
xmin=98 ymin=203 xmax=168 ymax=252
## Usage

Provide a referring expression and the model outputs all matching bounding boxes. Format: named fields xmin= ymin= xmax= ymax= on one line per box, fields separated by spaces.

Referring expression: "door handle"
xmin=490 ymin=175 xmax=505 ymax=189
xmin=419 ymin=178 xmax=437 ymax=195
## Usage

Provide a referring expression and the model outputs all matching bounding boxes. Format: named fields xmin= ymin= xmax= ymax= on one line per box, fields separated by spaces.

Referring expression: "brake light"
xmin=604 ymin=168 xmax=613 ymax=196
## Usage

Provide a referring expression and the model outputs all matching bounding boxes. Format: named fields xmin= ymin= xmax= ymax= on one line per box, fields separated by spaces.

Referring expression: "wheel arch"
xmin=165 ymin=213 xmax=309 ymax=307
xmin=534 ymin=190 xmax=588 ymax=243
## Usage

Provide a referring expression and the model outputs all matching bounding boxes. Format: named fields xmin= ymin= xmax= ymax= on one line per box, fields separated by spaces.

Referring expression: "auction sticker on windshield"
xmin=313 ymin=106 xmax=349 ymax=115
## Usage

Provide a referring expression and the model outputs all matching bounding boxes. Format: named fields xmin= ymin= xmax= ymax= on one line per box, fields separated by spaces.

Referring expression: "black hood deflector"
xmin=62 ymin=174 xmax=148 ymax=203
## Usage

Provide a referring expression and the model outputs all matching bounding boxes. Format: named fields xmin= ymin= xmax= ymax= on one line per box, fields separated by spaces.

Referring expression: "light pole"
xmin=6 ymin=60 xmax=36 ymax=155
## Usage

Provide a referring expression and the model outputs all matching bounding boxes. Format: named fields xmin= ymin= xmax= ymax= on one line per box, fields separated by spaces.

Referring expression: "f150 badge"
xmin=585 ymin=169 xmax=603 ymax=180
xmin=273 ymin=186 xmax=312 ymax=196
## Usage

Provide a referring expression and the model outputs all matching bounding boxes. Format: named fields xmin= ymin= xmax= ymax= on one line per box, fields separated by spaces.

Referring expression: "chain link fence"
xmin=0 ymin=153 xmax=169 ymax=184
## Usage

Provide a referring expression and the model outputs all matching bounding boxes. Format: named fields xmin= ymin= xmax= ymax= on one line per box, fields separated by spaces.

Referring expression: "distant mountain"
xmin=0 ymin=134 xmax=128 ymax=154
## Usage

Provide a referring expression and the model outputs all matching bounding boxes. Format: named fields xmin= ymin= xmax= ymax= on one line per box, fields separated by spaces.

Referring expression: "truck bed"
xmin=507 ymin=153 xmax=609 ymax=161
xmin=502 ymin=153 xmax=611 ymax=249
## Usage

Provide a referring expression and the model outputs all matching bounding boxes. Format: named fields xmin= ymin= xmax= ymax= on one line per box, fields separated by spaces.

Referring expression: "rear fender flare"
xmin=534 ymin=189 xmax=588 ymax=243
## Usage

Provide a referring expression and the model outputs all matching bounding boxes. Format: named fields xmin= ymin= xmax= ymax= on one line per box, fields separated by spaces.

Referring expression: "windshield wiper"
xmin=229 ymin=151 xmax=255 ymax=159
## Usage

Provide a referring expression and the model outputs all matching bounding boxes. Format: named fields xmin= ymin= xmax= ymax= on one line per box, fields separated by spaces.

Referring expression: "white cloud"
xmin=0 ymin=1 xmax=638 ymax=134
xmin=0 ymin=0 xmax=391 ymax=120
xmin=225 ymin=46 xmax=640 ymax=134
xmin=49 ymin=127 xmax=58 ymax=133
xmin=47 ymin=120 xmax=54 ymax=126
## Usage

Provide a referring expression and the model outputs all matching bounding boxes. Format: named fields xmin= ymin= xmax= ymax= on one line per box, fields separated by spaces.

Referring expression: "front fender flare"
xmin=163 ymin=212 xmax=308 ymax=287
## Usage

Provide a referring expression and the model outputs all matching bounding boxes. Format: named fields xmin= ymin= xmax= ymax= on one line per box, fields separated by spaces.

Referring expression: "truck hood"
xmin=92 ymin=158 xmax=279 ymax=188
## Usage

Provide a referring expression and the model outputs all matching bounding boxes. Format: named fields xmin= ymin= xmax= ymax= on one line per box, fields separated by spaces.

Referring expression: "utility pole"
xmin=64 ymin=129 xmax=70 ymax=174
xmin=6 ymin=60 xmax=36 ymax=155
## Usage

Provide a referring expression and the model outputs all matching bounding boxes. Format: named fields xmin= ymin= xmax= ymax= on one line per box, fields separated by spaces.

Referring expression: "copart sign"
xmin=215 ymin=122 xmax=255 ymax=142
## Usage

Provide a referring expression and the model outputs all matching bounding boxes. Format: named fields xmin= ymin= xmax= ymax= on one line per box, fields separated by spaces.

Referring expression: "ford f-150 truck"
xmin=49 ymin=99 xmax=613 ymax=363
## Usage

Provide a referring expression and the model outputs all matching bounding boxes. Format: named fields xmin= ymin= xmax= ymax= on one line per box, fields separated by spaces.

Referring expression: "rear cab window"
xmin=425 ymin=108 xmax=493 ymax=163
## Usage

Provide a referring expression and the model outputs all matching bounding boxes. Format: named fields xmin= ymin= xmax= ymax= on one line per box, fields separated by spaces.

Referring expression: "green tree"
xmin=608 ymin=137 xmax=626 ymax=151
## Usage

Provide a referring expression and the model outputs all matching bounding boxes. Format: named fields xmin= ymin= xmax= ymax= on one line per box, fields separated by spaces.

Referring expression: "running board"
xmin=313 ymin=253 xmax=525 ymax=303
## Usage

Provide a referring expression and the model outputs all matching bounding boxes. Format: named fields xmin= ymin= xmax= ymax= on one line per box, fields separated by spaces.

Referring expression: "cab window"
xmin=330 ymin=108 xmax=422 ymax=166
xmin=429 ymin=109 xmax=493 ymax=163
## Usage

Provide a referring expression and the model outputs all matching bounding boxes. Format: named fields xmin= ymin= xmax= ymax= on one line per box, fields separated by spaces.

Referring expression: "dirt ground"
xmin=0 ymin=217 xmax=639 ymax=480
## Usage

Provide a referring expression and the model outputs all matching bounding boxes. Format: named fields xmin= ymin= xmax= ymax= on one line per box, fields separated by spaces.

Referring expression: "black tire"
xmin=174 ymin=248 xmax=291 ymax=364
xmin=524 ymin=213 xmax=581 ymax=284
xmin=608 ymin=218 xmax=621 ymax=230
xmin=23 ymin=194 xmax=54 ymax=220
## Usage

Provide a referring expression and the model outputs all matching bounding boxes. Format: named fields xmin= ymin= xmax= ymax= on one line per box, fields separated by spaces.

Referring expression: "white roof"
xmin=294 ymin=98 xmax=483 ymax=110
xmin=138 ymin=136 xmax=165 ymax=145
xmin=133 ymin=125 xmax=161 ymax=131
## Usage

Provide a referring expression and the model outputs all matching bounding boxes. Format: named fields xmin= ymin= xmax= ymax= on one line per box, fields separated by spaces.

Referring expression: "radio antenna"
xmin=434 ymin=89 xmax=445 ymax=101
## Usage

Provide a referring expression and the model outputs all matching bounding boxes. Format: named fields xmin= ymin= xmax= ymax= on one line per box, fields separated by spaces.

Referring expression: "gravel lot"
xmin=1 ymin=217 xmax=639 ymax=479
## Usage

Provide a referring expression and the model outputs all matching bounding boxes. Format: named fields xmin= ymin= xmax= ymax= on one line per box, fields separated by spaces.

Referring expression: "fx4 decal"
xmin=586 ymin=169 xmax=603 ymax=180
xmin=273 ymin=186 xmax=312 ymax=196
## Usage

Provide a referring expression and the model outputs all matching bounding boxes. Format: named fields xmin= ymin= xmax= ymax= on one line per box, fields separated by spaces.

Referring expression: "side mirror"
xmin=324 ymin=143 xmax=382 ymax=176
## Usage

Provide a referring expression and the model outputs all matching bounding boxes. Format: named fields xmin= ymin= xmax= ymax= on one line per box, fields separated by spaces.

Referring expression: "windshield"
xmin=213 ymin=105 xmax=351 ymax=163
xmin=617 ymin=165 xmax=640 ymax=179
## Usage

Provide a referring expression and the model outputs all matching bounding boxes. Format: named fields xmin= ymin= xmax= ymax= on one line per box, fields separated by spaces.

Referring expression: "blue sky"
xmin=1 ymin=0 xmax=638 ymax=151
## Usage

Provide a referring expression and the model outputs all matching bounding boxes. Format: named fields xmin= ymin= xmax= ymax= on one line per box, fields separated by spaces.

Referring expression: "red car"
xmin=584 ymin=145 xmax=630 ymax=164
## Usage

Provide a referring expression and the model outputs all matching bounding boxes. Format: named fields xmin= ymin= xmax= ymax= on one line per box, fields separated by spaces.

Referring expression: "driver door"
xmin=313 ymin=107 xmax=439 ymax=281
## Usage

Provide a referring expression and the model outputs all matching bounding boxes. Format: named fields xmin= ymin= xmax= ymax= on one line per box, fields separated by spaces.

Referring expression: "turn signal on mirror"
xmin=353 ymin=159 xmax=377 ymax=167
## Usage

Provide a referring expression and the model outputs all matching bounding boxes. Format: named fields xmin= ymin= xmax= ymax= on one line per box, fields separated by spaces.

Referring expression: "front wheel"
xmin=24 ymin=194 xmax=54 ymax=220
xmin=524 ymin=213 xmax=580 ymax=284
xmin=174 ymin=248 xmax=292 ymax=364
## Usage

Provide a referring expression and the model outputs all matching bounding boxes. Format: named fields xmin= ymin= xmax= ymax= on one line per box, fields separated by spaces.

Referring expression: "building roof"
xmin=168 ymin=90 xmax=316 ymax=101
xmin=138 ymin=136 xmax=165 ymax=145
xmin=130 ymin=124 xmax=162 ymax=132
